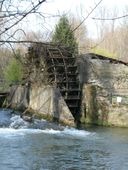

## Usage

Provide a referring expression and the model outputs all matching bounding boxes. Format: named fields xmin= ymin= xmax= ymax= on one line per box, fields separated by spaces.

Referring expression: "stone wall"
xmin=8 ymin=84 xmax=74 ymax=126
xmin=78 ymin=53 xmax=128 ymax=127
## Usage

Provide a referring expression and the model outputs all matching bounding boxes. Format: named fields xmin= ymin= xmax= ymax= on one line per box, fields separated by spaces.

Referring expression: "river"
xmin=0 ymin=109 xmax=128 ymax=170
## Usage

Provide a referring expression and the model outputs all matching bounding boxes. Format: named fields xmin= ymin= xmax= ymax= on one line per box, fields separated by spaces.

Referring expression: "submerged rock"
xmin=32 ymin=119 xmax=64 ymax=130
xmin=10 ymin=115 xmax=29 ymax=129
xmin=21 ymin=115 xmax=33 ymax=123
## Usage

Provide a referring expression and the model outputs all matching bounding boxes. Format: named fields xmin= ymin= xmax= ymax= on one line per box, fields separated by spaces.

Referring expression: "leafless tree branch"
xmin=72 ymin=0 xmax=103 ymax=32
xmin=92 ymin=14 xmax=128 ymax=21
xmin=0 ymin=40 xmax=56 ymax=45
xmin=0 ymin=0 xmax=46 ymax=37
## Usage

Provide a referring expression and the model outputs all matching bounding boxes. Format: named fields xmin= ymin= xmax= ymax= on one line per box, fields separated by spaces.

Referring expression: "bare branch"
xmin=92 ymin=14 xmax=128 ymax=21
xmin=72 ymin=0 xmax=103 ymax=32
xmin=0 ymin=40 xmax=56 ymax=45
xmin=0 ymin=0 xmax=46 ymax=37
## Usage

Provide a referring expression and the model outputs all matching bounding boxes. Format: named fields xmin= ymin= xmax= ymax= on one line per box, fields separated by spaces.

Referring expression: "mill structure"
xmin=23 ymin=44 xmax=82 ymax=123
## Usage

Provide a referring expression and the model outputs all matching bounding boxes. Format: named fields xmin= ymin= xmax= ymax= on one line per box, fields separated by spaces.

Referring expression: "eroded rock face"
xmin=108 ymin=107 xmax=128 ymax=127
xmin=79 ymin=53 xmax=128 ymax=127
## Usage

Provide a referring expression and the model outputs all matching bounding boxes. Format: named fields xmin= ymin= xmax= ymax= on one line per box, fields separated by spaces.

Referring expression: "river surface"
xmin=0 ymin=109 xmax=128 ymax=170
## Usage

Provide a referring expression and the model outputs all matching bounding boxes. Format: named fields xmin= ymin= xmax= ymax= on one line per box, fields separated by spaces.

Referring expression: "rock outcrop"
xmin=78 ymin=53 xmax=128 ymax=127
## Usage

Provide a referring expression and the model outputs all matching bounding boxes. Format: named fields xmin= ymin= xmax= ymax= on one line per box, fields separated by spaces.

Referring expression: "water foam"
xmin=41 ymin=129 xmax=62 ymax=134
xmin=0 ymin=111 xmax=93 ymax=139
xmin=0 ymin=128 xmax=43 ymax=138
xmin=63 ymin=127 xmax=91 ymax=137
xmin=41 ymin=127 xmax=93 ymax=138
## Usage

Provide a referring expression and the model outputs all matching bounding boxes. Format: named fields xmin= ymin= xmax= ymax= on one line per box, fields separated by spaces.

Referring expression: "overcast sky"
xmin=23 ymin=0 xmax=128 ymax=39
xmin=44 ymin=0 xmax=128 ymax=12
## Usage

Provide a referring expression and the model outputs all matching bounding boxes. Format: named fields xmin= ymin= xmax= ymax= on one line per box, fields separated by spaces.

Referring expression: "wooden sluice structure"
xmin=24 ymin=44 xmax=82 ymax=123
xmin=0 ymin=92 xmax=9 ymax=107
xmin=0 ymin=79 xmax=9 ymax=107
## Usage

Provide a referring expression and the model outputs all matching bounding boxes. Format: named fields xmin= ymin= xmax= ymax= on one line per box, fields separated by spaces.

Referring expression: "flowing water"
xmin=0 ymin=109 xmax=128 ymax=170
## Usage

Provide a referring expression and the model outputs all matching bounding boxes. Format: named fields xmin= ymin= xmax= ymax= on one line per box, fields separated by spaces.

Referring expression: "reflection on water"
xmin=0 ymin=109 xmax=128 ymax=170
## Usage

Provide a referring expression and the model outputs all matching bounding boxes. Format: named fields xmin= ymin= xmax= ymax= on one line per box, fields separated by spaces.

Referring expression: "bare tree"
xmin=0 ymin=0 xmax=46 ymax=45
xmin=91 ymin=6 xmax=122 ymax=59
xmin=69 ymin=16 xmax=89 ymax=54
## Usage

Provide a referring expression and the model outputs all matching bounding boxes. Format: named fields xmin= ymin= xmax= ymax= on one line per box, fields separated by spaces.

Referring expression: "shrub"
xmin=4 ymin=58 xmax=23 ymax=85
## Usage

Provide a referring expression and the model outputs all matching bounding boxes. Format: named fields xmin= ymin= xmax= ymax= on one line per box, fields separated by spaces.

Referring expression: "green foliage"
xmin=91 ymin=47 xmax=116 ymax=59
xmin=52 ymin=15 xmax=78 ymax=53
xmin=4 ymin=57 xmax=23 ymax=84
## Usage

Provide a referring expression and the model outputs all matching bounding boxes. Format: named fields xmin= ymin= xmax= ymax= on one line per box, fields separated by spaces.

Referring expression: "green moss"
xmin=34 ymin=112 xmax=52 ymax=121
xmin=25 ymin=109 xmax=53 ymax=121
xmin=59 ymin=119 xmax=75 ymax=127
xmin=97 ymin=119 xmax=108 ymax=126
xmin=91 ymin=47 xmax=116 ymax=59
